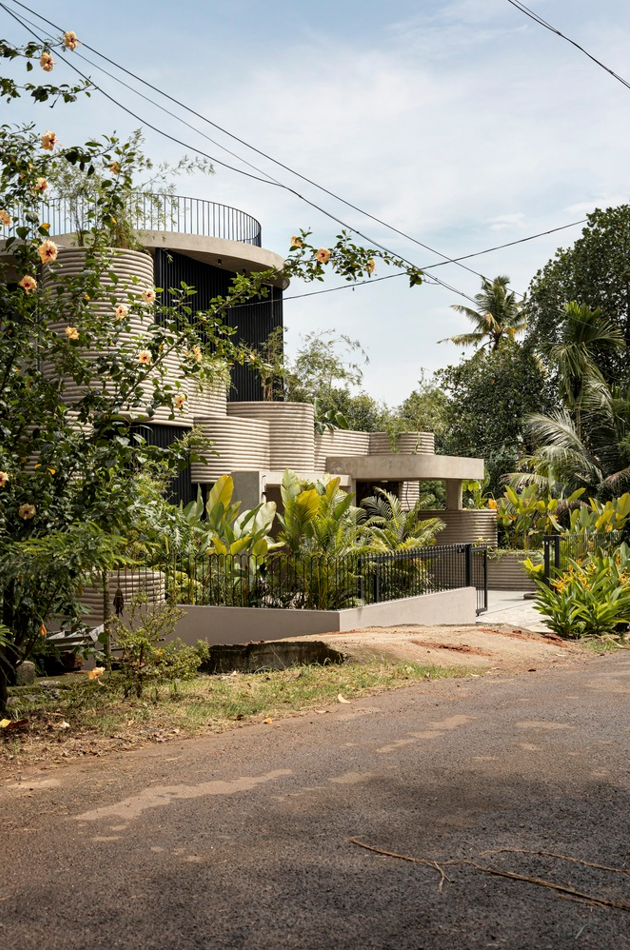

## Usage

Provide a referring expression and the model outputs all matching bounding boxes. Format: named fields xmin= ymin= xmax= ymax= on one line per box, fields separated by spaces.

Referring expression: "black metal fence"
xmin=543 ymin=532 xmax=622 ymax=584
xmin=37 ymin=194 xmax=263 ymax=246
xmin=142 ymin=543 xmax=488 ymax=615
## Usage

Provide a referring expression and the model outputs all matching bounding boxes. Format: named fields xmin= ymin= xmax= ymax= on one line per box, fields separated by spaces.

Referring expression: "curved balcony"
xmin=38 ymin=194 xmax=262 ymax=246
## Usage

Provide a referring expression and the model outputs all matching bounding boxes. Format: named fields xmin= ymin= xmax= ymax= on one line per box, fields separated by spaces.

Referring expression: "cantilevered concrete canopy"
xmin=325 ymin=453 xmax=485 ymax=482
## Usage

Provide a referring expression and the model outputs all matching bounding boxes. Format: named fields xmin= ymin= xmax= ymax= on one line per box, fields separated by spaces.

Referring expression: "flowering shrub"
xmin=532 ymin=549 xmax=630 ymax=638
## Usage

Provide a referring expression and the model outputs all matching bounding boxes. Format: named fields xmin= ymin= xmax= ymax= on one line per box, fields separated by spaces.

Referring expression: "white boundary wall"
xmin=171 ymin=587 xmax=476 ymax=646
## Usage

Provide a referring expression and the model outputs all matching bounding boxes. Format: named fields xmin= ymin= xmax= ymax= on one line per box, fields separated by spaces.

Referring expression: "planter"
xmin=486 ymin=551 xmax=538 ymax=591
xmin=227 ymin=401 xmax=315 ymax=470
xmin=41 ymin=247 xmax=192 ymax=426
xmin=314 ymin=429 xmax=370 ymax=470
xmin=369 ymin=431 xmax=435 ymax=455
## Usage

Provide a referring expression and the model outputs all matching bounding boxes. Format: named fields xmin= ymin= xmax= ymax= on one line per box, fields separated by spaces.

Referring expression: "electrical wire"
xmin=506 ymin=0 xmax=630 ymax=92
xmin=1 ymin=0 xmax=586 ymax=294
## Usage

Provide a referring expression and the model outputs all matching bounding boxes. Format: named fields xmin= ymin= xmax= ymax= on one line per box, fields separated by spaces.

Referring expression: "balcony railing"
xmin=36 ymin=194 xmax=262 ymax=246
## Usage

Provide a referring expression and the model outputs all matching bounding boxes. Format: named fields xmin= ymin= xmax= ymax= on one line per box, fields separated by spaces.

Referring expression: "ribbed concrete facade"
xmin=80 ymin=571 xmax=166 ymax=628
xmin=226 ymin=402 xmax=315 ymax=470
xmin=188 ymin=378 xmax=228 ymax=417
xmin=422 ymin=509 xmax=498 ymax=545
xmin=314 ymin=429 xmax=370 ymax=470
xmin=369 ymin=432 xmax=435 ymax=455
xmin=190 ymin=415 xmax=271 ymax=482
xmin=42 ymin=247 xmax=192 ymax=425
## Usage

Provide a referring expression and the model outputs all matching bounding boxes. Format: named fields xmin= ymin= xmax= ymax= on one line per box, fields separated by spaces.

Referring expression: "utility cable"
xmin=506 ymin=0 xmax=630 ymax=92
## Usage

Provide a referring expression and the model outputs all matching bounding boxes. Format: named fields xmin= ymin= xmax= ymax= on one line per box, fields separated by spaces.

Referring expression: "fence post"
xmin=357 ymin=557 xmax=364 ymax=601
xmin=543 ymin=537 xmax=551 ymax=586
xmin=554 ymin=534 xmax=561 ymax=574
xmin=372 ymin=564 xmax=381 ymax=604
xmin=465 ymin=544 xmax=473 ymax=589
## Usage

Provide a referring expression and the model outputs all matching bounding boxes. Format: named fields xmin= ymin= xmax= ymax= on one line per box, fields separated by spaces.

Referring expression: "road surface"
xmin=2 ymin=653 xmax=630 ymax=949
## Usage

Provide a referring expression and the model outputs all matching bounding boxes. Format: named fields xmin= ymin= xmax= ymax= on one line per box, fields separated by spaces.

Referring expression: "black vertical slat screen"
xmin=154 ymin=249 xmax=284 ymax=402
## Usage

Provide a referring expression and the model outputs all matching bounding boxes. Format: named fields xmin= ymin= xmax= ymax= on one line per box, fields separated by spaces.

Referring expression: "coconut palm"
xmin=440 ymin=275 xmax=526 ymax=351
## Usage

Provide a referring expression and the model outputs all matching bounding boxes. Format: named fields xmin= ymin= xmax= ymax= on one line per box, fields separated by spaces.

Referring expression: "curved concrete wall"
xmin=314 ymin=429 xmax=370 ymax=471
xmin=399 ymin=481 xmax=421 ymax=510
xmin=189 ymin=378 xmax=228 ymax=417
xmin=191 ymin=415 xmax=271 ymax=482
xmin=42 ymin=247 xmax=192 ymax=426
xmin=80 ymin=571 xmax=166 ymax=629
xmin=227 ymin=402 xmax=315 ymax=470
xmin=369 ymin=432 xmax=435 ymax=455
xmin=422 ymin=509 xmax=498 ymax=545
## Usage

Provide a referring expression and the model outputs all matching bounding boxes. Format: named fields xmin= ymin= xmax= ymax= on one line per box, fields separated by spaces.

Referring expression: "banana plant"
xmin=182 ymin=475 xmax=280 ymax=556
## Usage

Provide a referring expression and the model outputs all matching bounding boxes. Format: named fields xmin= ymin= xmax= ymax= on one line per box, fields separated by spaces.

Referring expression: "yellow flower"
xmin=33 ymin=177 xmax=48 ymax=193
xmin=37 ymin=239 xmax=58 ymax=264
xmin=114 ymin=304 xmax=129 ymax=320
xmin=487 ymin=498 xmax=498 ymax=509
xmin=88 ymin=666 xmax=105 ymax=680
xmin=190 ymin=345 xmax=202 ymax=363
xmin=0 ymin=471 xmax=8 ymax=488
xmin=40 ymin=130 xmax=58 ymax=151
xmin=137 ymin=349 xmax=152 ymax=365
xmin=38 ymin=623 xmax=47 ymax=637
xmin=315 ymin=248 xmax=331 ymax=264
xmin=65 ymin=326 xmax=79 ymax=340
xmin=18 ymin=275 xmax=37 ymax=294
xmin=141 ymin=288 xmax=157 ymax=304
xmin=18 ymin=503 xmax=36 ymax=520
xmin=366 ymin=258 xmax=376 ymax=274
xmin=0 ymin=210 xmax=11 ymax=227
xmin=174 ymin=393 xmax=187 ymax=409
xmin=290 ymin=235 xmax=303 ymax=248
xmin=39 ymin=51 xmax=55 ymax=72
xmin=63 ymin=31 xmax=80 ymax=51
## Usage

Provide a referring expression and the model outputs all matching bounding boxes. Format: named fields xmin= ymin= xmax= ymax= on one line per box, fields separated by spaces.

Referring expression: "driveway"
xmin=2 ymin=651 xmax=630 ymax=949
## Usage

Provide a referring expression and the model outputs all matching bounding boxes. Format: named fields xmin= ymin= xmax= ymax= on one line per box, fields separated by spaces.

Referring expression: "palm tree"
xmin=360 ymin=488 xmax=444 ymax=551
xmin=440 ymin=275 xmax=526 ymax=351
xmin=540 ymin=302 xmax=624 ymax=439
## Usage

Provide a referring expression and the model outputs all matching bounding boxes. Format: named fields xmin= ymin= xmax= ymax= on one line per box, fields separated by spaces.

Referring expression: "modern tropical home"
xmin=2 ymin=194 xmax=498 ymax=547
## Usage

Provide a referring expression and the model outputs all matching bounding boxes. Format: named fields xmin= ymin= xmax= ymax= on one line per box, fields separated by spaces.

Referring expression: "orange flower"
xmin=18 ymin=503 xmax=36 ymax=520
xmin=137 ymin=349 xmax=152 ymax=365
xmin=114 ymin=304 xmax=129 ymax=320
xmin=39 ymin=51 xmax=55 ymax=72
xmin=290 ymin=235 xmax=303 ymax=248
xmin=63 ymin=31 xmax=80 ymax=51
xmin=38 ymin=623 xmax=47 ymax=637
xmin=33 ymin=177 xmax=48 ymax=193
xmin=174 ymin=393 xmax=187 ymax=409
xmin=40 ymin=130 xmax=58 ymax=151
xmin=18 ymin=275 xmax=37 ymax=294
xmin=109 ymin=161 xmax=121 ymax=176
xmin=366 ymin=258 xmax=376 ymax=274
xmin=141 ymin=288 xmax=157 ymax=304
xmin=37 ymin=239 xmax=58 ymax=264
xmin=0 ymin=210 xmax=11 ymax=227
xmin=0 ymin=471 xmax=8 ymax=488
xmin=65 ymin=326 xmax=79 ymax=340
xmin=190 ymin=345 xmax=202 ymax=363
xmin=315 ymin=248 xmax=331 ymax=264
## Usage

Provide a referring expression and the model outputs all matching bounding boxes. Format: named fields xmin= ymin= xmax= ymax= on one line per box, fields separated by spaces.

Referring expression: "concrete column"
xmin=445 ymin=479 xmax=463 ymax=510
xmin=231 ymin=471 xmax=265 ymax=510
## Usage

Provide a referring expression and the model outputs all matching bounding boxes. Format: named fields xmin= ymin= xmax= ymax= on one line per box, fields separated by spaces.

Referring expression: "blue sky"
xmin=3 ymin=0 xmax=630 ymax=404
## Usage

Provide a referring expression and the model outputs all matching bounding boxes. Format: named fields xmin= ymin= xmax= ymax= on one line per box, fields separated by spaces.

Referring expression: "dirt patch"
xmin=294 ymin=623 xmax=587 ymax=673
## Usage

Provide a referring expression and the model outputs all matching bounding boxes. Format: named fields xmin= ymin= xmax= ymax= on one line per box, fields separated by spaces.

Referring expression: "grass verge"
xmin=1 ymin=660 xmax=470 ymax=773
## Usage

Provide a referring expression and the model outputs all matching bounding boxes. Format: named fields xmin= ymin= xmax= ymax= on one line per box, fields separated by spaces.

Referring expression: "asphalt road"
xmin=2 ymin=653 xmax=630 ymax=950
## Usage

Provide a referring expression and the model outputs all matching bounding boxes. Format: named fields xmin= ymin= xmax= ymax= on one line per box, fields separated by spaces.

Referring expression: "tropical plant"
xmin=532 ymin=549 xmax=630 ymax=638
xmin=440 ymin=275 xmax=526 ymax=351
xmin=360 ymin=488 xmax=444 ymax=552
xmin=277 ymin=470 xmax=363 ymax=556
xmin=493 ymin=484 xmax=586 ymax=550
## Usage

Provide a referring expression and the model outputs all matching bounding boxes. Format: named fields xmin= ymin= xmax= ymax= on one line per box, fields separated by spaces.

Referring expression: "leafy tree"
xmin=434 ymin=342 xmax=551 ymax=494
xmin=524 ymin=205 xmax=630 ymax=386
xmin=440 ymin=275 xmax=526 ymax=351
xmin=0 ymin=33 xmax=425 ymax=712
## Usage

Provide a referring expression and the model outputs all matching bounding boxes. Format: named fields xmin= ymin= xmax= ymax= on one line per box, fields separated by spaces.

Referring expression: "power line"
xmin=3 ymin=0 xmax=582 ymax=297
xmin=0 ymin=2 xmax=597 ymax=326
xmin=506 ymin=0 xmax=630 ymax=92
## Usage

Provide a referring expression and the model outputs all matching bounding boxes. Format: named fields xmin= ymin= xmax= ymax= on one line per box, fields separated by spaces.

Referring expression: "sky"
xmin=2 ymin=0 xmax=630 ymax=405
